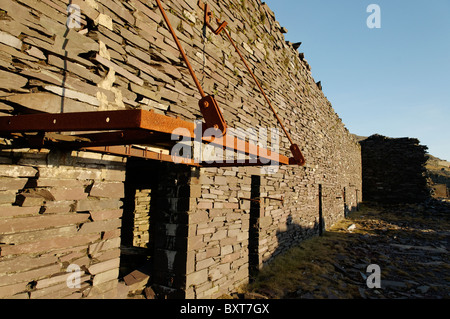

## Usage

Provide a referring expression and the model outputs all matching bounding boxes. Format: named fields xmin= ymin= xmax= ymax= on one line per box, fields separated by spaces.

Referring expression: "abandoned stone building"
xmin=360 ymin=135 xmax=431 ymax=204
xmin=0 ymin=0 xmax=362 ymax=299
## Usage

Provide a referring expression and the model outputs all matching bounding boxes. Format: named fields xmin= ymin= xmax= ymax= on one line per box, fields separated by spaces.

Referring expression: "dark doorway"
xmin=343 ymin=187 xmax=348 ymax=218
xmin=248 ymin=175 xmax=261 ymax=280
xmin=318 ymin=184 xmax=324 ymax=236
xmin=120 ymin=158 xmax=156 ymax=278
xmin=120 ymin=158 xmax=191 ymax=298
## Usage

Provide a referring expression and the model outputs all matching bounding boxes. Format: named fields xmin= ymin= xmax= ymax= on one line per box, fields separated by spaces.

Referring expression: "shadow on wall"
xmin=263 ymin=215 xmax=321 ymax=268
xmin=261 ymin=199 xmax=361 ymax=271
xmin=248 ymin=200 xmax=450 ymax=299
xmin=120 ymin=158 xmax=192 ymax=298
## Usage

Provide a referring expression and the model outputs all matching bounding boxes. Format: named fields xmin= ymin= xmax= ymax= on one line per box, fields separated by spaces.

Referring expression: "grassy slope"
xmin=241 ymin=203 xmax=450 ymax=299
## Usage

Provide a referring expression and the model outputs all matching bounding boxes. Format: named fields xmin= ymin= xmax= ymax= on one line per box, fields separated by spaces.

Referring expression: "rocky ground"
xmin=239 ymin=200 xmax=450 ymax=299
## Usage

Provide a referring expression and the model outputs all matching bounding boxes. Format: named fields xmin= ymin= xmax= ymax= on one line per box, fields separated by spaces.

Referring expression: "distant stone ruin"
xmin=359 ymin=135 xmax=431 ymax=204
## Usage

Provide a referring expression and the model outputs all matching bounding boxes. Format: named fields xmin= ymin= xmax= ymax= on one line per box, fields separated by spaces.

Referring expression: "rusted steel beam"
xmin=74 ymin=130 xmax=291 ymax=165
xmin=140 ymin=110 xmax=195 ymax=137
xmin=0 ymin=110 xmax=194 ymax=137
xmin=201 ymin=159 xmax=281 ymax=168
xmin=202 ymin=135 xmax=291 ymax=165
xmin=0 ymin=110 xmax=293 ymax=166
xmin=0 ymin=110 xmax=141 ymax=133
xmin=71 ymin=130 xmax=175 ymax=148
xmin=83 ymin=145 xmax=200 ymax=167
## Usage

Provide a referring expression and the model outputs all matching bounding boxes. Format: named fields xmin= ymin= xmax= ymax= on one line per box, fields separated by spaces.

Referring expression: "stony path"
xmin=240 ymin=200 xmax=450 ymax=299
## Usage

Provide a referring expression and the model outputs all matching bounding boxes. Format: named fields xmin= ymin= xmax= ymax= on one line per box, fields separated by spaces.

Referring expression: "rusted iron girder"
xmin=0 ymin=110 xmax=292 ymax=166
xmin=82 ymin=145 xmax=200 ymax=167
xmin=0 ymin=110 xmax=194 ymax=136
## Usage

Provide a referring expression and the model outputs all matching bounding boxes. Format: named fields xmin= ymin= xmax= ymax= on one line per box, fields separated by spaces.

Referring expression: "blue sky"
xmin=264 ymin=0 xmax=450 ymax=161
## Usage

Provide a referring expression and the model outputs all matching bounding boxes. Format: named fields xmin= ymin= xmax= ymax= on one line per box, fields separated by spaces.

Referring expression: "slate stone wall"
xmin=360 ymin=135 xmax=430 ymax=204
xmin=0 ymin=0 xmax=362 ymax=299
xmin=0 ymin=149 xmax=126 ymax=299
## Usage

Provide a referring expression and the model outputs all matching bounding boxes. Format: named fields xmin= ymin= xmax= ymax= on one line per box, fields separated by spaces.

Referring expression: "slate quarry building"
xmin=359 ymin=135 xmax=431 ymax=204
xmin=0 ymin=0 xmax=361 ymax=299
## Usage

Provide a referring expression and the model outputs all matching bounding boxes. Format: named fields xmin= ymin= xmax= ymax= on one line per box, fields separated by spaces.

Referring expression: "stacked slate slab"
xmin=0 ymin=0 xmax=362 ymax=299
xmin=360 ymin=134 xmax=431 ymax=204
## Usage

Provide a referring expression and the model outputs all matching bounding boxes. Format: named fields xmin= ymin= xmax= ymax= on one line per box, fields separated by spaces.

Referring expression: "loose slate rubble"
xmin=242 ymin=201 xmax=449 ymax=299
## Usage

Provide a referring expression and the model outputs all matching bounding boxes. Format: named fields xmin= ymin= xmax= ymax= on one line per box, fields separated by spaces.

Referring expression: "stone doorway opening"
xmin=248 ymin=175 xmax=261 ymax=281
xmin=120 ymin=158 xmax=155 ymax=279
xmin=119 ymin=158 xmax=191 ymax=298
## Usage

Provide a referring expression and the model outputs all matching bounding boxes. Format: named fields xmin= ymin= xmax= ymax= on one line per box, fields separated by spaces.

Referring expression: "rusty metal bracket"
xmin=198 ymin=1 xmax=305 ymax=166
xmin=198 ymin=95 xmax=227 ymax=136
xmin=203 ymin=3 xmax=228 ymax=35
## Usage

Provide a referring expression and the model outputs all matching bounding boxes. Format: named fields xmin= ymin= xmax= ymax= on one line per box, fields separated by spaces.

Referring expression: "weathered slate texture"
xmin=0 ymin=0 xmax=362 ymax=299
xmin=360 ymin=135 xmax=430 ymax=203
xmin=0 ymin=150 xmax=125 ymax=299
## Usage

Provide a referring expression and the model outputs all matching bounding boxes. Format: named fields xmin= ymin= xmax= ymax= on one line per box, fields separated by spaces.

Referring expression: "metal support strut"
xmin=199 ymin=1 xmax=305 ymax=166
xmin=155 ymin=0 xmax=227 ymax=136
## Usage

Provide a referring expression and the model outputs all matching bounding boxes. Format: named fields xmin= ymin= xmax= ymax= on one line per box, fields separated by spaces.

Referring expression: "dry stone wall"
xmin=360 ymin=135 xmax=430 ymax=204
xmin=0 ymin=149 xmax=126 ymax=299
xmin=0 ymin=0 xmax=362 ymax=299
xmin=131 ymin=189 xmax=152 ymax=248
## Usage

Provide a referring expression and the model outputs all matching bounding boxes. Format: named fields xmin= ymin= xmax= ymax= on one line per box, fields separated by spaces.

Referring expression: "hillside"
xmin=426 ymin=154 xmax=450 ymax=172
xmin=426 ymin=155 xmax=450 ymax=198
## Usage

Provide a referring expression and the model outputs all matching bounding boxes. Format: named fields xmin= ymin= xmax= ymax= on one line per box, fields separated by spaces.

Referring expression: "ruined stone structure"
xmin=0 ymin=0 xmax=361 ymax=299
xmin=360 ymin=135 xmax=430 ymax=204
xmin=432 ymin=184 xmax=449 ymax=199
